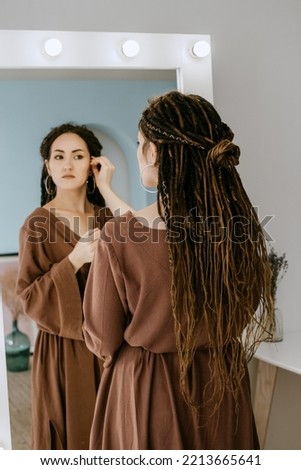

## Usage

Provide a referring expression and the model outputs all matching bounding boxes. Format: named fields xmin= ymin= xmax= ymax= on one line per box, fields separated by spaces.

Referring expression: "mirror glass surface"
xmin=0 ymin=70 xmax=177 ymax=254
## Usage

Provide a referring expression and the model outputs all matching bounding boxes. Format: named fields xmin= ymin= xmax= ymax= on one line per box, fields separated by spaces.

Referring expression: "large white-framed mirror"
xmin=0 ymin=30 xmax=213 ymax=449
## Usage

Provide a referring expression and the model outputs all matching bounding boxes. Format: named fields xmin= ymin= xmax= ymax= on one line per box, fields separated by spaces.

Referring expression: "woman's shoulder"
xmin=101 ymin=210 xmax=166 ymax=245
xmin=21 ymin=207 xmax=49 ymax=228
xmin=100 ymin=210 xmax=132 ymax=241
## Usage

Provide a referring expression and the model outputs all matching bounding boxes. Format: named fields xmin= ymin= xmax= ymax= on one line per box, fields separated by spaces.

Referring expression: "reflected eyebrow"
xmin=52 ymin=148 xmax=86 ymax=153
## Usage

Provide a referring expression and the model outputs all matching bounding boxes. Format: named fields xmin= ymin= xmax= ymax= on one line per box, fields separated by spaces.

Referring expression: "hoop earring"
xmin=139 ymin=164 xmax=157 ymax=194
xmin=87 ymin=176 xmax=96 ymax=195
xmin=44 ymin=175 xmax=55 ymax=195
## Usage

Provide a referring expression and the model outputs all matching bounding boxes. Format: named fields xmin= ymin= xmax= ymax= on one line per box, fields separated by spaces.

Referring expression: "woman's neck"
xmin=132 ymin=202 xmax=165 ymax=230
xmin=44 ymin=190 xmax=93 ymax=214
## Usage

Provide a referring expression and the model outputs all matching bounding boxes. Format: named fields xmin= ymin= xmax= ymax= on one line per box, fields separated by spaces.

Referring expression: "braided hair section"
xmin=139 ymin=91 xmax=273 ymax=417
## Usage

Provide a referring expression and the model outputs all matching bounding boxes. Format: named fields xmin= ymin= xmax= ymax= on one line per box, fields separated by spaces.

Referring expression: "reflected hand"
xmin=91 ymin=156 xmax=115 ymax=192
xmin=68 ymin=228 xmax=101 ymax=272
xmin=91 ymin=155 xmax=133 ymax=215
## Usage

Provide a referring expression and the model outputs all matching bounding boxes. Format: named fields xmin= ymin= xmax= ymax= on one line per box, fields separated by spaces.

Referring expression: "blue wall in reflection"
xmin=0 ymin=78 xmax=176 ymax=254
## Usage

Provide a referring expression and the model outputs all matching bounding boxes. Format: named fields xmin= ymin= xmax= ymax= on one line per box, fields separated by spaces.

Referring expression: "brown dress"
xmin=16 ymin=206 xmax=111 ymax=450
xmin=83 ymin=211 xmax=259 ymax=450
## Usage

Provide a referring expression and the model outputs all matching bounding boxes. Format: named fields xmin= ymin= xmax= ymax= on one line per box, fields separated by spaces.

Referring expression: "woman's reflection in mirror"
xmin=16 ymin=122 xmax=131 ymax=450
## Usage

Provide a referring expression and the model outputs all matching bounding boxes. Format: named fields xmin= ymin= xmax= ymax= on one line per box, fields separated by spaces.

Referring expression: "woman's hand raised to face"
xmin=90 ymin=156 xmax=115 ymax=192
xmin=91 ymin=155 xmax=134 ymax=216
xmin=68 ymin=228 xmax=101 ymax=272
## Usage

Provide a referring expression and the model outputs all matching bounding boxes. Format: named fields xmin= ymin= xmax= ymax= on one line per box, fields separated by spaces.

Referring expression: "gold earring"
xmin=44 ymin=175 xmax=55 ymax=195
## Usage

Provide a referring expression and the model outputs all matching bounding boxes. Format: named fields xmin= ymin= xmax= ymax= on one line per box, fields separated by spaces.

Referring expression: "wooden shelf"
xmin=253 ymin=330 xmax=301 ymax=448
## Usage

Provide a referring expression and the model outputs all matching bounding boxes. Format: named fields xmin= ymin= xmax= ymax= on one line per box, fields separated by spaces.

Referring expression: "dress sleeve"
xmin=83 ymin=238 xmax=128 ymax=366
xmin=16 ymin=226 xmax=84 ymax=340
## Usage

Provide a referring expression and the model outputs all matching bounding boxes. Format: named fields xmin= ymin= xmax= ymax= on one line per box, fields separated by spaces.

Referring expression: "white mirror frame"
xmin=0 ymin=287 xmax=12 ymax=450
xmin=0 ymin=30 xmax=213 ymax=101
xmin=0 ymin=30 xmax=213 ymax=450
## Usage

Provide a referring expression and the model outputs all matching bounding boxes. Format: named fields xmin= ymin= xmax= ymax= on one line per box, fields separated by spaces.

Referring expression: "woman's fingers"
xmin=91 ymin=156 xmax=115 ymax=172
xmin=91 ymin=156 xmax=115 ymax=187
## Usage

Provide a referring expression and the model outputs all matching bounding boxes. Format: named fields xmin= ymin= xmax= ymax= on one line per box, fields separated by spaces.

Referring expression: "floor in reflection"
xmin=7 ymin=357 xmax=32 ymax=450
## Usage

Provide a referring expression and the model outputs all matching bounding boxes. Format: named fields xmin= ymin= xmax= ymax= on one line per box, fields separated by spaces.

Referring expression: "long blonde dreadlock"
xmin=139 ymin=91 xmax=273 ymax=416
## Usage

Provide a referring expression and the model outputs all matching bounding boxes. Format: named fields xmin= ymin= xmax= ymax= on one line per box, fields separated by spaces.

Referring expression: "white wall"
xmin=1 ymin=0 xmax=300 ymax=332
xmin=1 ymin=0 xmax=300 ymax=449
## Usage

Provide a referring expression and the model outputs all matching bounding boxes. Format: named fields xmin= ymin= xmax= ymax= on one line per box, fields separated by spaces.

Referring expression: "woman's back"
xmin=83 ymin=210 xmax=260 ymax=449
xmin=83 ymin=90 xmax=273 ymax=449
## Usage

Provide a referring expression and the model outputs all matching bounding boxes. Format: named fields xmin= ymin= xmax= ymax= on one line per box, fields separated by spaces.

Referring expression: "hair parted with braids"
xmin=139 ymin=91 xmax=273 ymax=416
xmin=39 ymin=122 xmax=105 ymax=207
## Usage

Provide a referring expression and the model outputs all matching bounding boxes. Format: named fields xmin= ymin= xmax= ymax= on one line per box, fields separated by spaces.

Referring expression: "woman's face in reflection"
xmin=45 ymin=132 xmax=91 ymax=192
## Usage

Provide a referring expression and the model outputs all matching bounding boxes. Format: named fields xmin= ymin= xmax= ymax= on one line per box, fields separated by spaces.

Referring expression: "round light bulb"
xmin=191 ymin=40 xmax=211 ymax=58
xmin=121 ymin=40 xmax=140 ymax=58
xmin=44 ymin=38 xmax=63 ymax=57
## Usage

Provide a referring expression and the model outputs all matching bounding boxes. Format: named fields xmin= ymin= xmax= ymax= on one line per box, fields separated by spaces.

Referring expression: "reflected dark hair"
xmin=40 ymin=122 xmax=105 ymax=207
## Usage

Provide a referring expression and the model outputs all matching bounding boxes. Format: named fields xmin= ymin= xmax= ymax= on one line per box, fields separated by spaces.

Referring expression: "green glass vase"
xmin=5 ymin=319 xmax=30 ymax=372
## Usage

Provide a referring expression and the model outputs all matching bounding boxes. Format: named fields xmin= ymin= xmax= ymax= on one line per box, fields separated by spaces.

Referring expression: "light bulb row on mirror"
xmin=43 ymin=38 xmax=211 ymax=59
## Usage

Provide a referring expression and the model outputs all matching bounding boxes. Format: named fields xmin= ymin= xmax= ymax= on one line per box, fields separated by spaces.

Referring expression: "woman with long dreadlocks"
xmin=83 ymin=91 xmax=273 ymax=450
